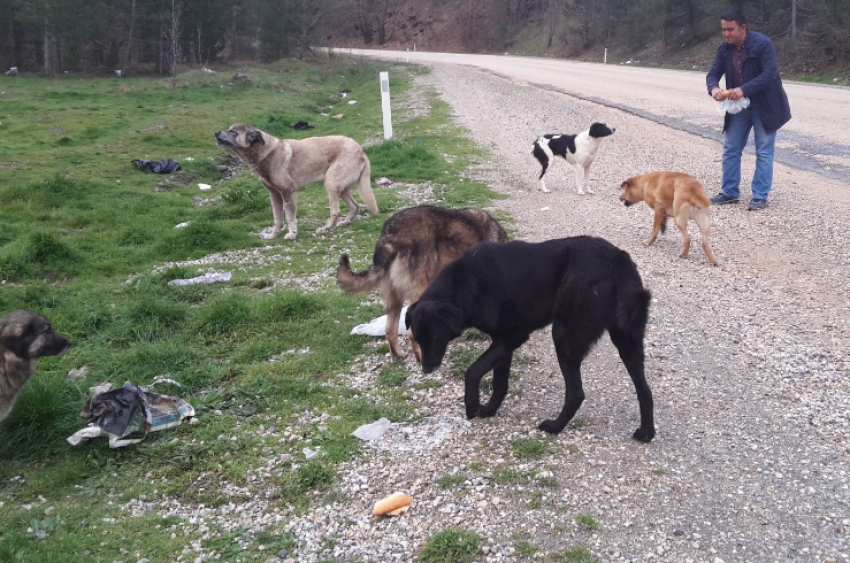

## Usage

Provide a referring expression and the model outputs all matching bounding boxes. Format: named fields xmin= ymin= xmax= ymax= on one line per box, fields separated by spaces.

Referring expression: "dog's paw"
xmin=642 ymin=238 xmax=654 ymax=246
xmin=465 ymin=404 xmax=481 ymax=419
xmin=540 ymin=187 xmax=551 ymax=194
xmin=576 ymin=189 xmax=586 ymax=195
xmin=478 ymin=403 xmax=498 ymax=418
xmin=315 ymin=227 xmax=331 ymax=235
xmin=538 ymin=419 xmax=565 ymax=434
xmin=283 ymin=231 xmax=297 ymax=240
xmin=632 ymin=427 xmax=655 ymax=443
xmin=264 ymin=230 xmax=282 ymax=240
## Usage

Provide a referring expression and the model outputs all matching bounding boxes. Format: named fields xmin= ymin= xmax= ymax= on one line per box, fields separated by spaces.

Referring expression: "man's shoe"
xmin=710 ymin=193 xmax=740 ymax=204
xmin=748 ymin=198 xmax=768 ymax=210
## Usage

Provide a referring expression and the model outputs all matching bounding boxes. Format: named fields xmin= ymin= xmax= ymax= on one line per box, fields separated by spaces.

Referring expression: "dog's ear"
xmin=437 ymin=303 xmax=464 ymax=337
xmin=0 ymin=320 xmax=30 ymax=358
xmin=620 ymin=179 xmax=632 ymax=191
xmin=404 ymin=301 xmax=419 ymax=330
xmin=246 ymin=129 xmax=265 ymax=147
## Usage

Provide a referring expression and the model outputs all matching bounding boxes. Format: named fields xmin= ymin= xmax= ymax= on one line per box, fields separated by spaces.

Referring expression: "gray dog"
xmin=215 ymin=123 xmax=379 ymax=240
xmin=0 ymin=310 xmax=71 ymax=422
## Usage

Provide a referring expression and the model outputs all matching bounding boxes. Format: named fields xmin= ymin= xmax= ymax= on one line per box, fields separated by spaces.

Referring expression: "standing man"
xmin=706 ymin=9 xmax=791 ymax=210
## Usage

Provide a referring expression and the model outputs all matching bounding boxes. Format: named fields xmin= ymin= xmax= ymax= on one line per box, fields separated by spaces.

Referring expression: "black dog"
xmin=405 ymin=236 xmax=655 ymax=441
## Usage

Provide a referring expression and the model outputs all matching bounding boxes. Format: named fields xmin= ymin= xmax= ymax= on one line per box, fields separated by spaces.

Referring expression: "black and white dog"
xmin=532 ymin=122 xmax=616 ymax=194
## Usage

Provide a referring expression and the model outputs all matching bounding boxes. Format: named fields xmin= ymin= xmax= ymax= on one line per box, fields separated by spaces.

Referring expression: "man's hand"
xmin=726 ymin=87 xmax=745 ymax=101
xmin=710 ymin=87 xmax=726 ymax=101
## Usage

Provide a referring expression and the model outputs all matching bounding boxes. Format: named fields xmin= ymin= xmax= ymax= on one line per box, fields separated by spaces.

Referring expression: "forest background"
xmin=1 ymin=0 xmax=848 ymax=80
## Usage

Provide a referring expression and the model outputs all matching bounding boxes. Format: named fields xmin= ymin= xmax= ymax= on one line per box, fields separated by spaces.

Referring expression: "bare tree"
xmin=166 ymin=0 xmax=183 ymax=87
xmin=121 ymin=0 xmax=136 ymax=75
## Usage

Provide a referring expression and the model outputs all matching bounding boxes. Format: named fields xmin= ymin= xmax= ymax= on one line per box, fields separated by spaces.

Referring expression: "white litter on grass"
xmin=185 ymin=157 xmax=194 ymax=161
xmin=174 ymin=222 xmax=191 ymax=229
xmin=198 ymin=183 xmax=211 ymax=191
xmin=352 ymin=418 xmax=392 ymax=441
xmin=351 ymin=307 xmax=408 ymax=336
xmin=348 ymin=100 xmax=357 ymax=105
xmin=354 ymin=416 xmax=471 ymax=452
xmin=167 ymin=272 xmax=232 ymax=286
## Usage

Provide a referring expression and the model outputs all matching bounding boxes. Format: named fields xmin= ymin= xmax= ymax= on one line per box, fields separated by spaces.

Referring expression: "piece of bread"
xmin=372 ymin=492 xmax=413 ymax=516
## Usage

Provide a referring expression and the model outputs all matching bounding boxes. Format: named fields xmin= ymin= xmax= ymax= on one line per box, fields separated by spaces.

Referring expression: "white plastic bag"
xmin=717 ymin=97 xmax=750 ymax=114
xmin=350 ymin=306 xmax=408 ymax=336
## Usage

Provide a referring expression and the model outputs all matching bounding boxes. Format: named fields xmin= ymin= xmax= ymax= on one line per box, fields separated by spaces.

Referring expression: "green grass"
xmin=0 ymin=56 xmax=503 ymax=562
xmin=419 ymin=528 xmax=481 ymax=563
xmin=435 ymin=474 xmax=468 ymax=489
xmin=511 ymin=437 xmax=551 ymax=459
xmin=574 ymin=514 xmax=599 ymax=531
xmin=549 ymin=546 xmax=600 ymax=563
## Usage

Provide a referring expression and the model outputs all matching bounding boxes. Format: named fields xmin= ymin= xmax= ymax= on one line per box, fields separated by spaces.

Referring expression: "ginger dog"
xmin=619 ymin=171 xmax=719 ymax=265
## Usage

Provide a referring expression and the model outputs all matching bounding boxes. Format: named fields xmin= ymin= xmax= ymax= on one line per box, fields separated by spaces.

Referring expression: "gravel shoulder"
xmin=295 ymin=63 xmax=849 ymax=563
xmin=123 ymin=63 xmax=849 ymax=563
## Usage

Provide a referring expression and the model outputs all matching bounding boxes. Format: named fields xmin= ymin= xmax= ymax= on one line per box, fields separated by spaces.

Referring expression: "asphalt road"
xmin=343 ymin=48 xmax=850 ymax=185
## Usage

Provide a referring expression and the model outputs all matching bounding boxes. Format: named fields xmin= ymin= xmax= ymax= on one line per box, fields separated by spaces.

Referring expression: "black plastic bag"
xmin=132 ymin=158 xmax=181 ymax=174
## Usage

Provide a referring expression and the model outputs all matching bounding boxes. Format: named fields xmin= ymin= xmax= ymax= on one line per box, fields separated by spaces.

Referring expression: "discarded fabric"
xmin=292 ymin=121 xmax=314 ymax=131
xmin=198 ymin=183 xmax=212 ymax=191
xmin=167 ymin=272 xmax=232 ymax=286
xmin=351 ymin=307 xmax=408 ymax=336
xmin=132 ymin=158 xmax=181 ymax=174
xmin=68 ymin=381 xmax=195 ymax=448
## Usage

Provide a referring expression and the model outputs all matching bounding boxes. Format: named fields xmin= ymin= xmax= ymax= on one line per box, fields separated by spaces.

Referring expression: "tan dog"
xmin=215 ymin=124 xmax=379 ymax=240
xmin=619 ymin=171 xmax=719 ymax=265
xmin=1 ymin=310 xmax=71 ymax=422
xmin=337 ymin=206 xmax=508 ymax=360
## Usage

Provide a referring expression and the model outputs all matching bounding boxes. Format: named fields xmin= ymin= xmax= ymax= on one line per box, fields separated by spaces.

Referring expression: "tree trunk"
xmin=122 ymin=0 xmax=136 ymax=74
xmin=791 ymin=0 xmax=797 ymax=41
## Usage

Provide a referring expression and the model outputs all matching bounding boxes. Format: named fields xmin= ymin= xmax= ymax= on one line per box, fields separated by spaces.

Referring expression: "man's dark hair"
xmin=721 ymin=9 xmax=747 ymax=26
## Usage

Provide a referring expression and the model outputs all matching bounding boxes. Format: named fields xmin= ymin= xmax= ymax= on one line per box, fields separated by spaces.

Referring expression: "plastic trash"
xmin=717 ymin=97 xmax=750 ymax=115
xmin=292 ymin=121 xmax=314 ymax=130
xmin=375 ymin=177 xmax=393 ymax=186
xmin=132 ymin=158 xmax=181 ymax=174
xmin=351 ymin=306 xmax=408 ymax=336
xmin=68 ymin=381 xmax=195 ymax=448
xmin=352 ymin=418 xmax=392 ymax=441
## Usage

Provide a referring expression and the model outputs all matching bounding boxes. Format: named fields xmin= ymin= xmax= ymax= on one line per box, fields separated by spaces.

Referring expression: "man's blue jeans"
xmin=721 ymin=107 xmax=776 ymax=201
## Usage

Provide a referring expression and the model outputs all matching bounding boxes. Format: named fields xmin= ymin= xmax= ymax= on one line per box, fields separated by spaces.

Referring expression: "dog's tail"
xmin=614 ymin=254 xmax=652 ymax=340
xmin=337 ymin=254 xmax=382 ymax=294
xmin=357 ymin=156 xmax=379 ymax=215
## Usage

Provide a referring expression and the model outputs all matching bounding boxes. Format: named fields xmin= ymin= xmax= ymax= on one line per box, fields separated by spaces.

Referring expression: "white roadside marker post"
xmin=380 ymin=71 xmax=393 ymax=140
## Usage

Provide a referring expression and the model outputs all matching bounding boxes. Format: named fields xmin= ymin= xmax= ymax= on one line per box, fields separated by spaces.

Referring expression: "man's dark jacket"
xmin=706 ymin=29 xmax=791 ymax=133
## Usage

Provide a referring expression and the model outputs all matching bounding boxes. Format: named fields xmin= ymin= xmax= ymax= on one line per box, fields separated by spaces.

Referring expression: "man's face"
xmin=721 ymin=19 xmax=747 ymax=48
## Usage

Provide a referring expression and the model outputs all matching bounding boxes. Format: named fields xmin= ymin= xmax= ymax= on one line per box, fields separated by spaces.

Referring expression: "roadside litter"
xmin=331 ymin=114 xmax=344 ymax=120
xmin=167 ymin=272 xmax=232 ymax=286
xmin=351 ymin=417 xmax=392 ymax=441
xmin=198 ymin=183 xmax=212 ymax=191
xmin=67 ymin=381 xmax=195 ymax=448
xmin=292 ymin=121 xmax=314 ymax=131
xmin=375 ymin=177 xmax=393 ymax=186
xmin=350 ymin=307 xmax=408 ymax=336
xmin=132 ymin=158 xmax=181 ymax=174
